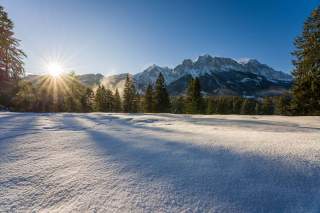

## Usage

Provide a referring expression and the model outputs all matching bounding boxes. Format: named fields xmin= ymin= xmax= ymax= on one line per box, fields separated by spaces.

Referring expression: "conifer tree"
xmin=185 ymin=78 xmax=194 ymax=114
xmin=192 ymin=78 xmax=204 ymax=113
xmin=185 ymin=78 xmax=204 ymax=114
xmin=275 ymin=94 xmax=291 ymax=115
xmin=291 ymin=6 xmax=320 ymax=115
xmin=0 ymin=6 xmax=26 ymax=81
xmin=132 ymin=92 xmax=140 ymax=113
xmin=123 ymin=74 xmax=136 ymax=112
xmin=255 ymin=102 xmax=261 ymax=115
xmin=261 ymin=97 xmax=274 ymax=115
xmin=240 ymin=99 xmax=256 ymax=115
xmin=95 ymin=85 xmax=108 ymax=112
xmin=113 ymin=88 xmax=122 ymax=112
xmin=216 ymin=96 xmax=227 ymax=114
xmin=81 ymin=88 xmax=94 ymax=112
xmin=232 ymin=96 xmax=243 ymax=114
xmin=12 ymin=81 xmax=37 ymax=111
xmin=206 ymin=97 xmax=216 ymax=114
xmin=171 ymin=96 xmax=185 ymax=114
xmin=153 ymin=73 xmax=170 ymax=112
xmin=0 ymin=6 xmax=26 ymax=106
xmin=105 ymin=88 xmax=113 ymax=112
xmin=144 ymin=84 xmax=153 ymax=113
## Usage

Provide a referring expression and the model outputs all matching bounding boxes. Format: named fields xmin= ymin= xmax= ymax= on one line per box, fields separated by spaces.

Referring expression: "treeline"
xmin=10 ymin=72 xmax=293 ymax=115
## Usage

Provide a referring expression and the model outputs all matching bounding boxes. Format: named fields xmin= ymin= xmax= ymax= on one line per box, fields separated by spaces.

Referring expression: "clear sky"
xmin=1 ymin=0 xmax=319 ymax=75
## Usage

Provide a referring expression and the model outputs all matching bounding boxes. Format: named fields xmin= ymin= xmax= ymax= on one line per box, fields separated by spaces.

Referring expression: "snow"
xmin=1 ymin=113 xmax=320 ymax=212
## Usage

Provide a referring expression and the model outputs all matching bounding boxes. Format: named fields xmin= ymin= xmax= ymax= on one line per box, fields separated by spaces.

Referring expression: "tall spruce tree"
xmin=105 ymin=88 xmax=113 ymax=112
xmin=185 ymin=78 xmax=194 ymax=114
xmin=185 ymin=78 xmax=204 ymax=114
xmin=171 ymin=96 xmax=185 ymax=114
xmin=240 ymin=99 xmax=256 ymax=115
xmin=232 ymin=96 xmax=243 ymax=114
xmin=0 ymin=6 xmax=26 ymax=106
xmin=144 ymin=84 xmax=153 ymax=113
xmin=206 ymin=97 xmax=216 ymax=114
xmin=81 ymin=88 xmax=94 ymax=112
xmin=113 ymin=88 xmax=122 ymax=112
xmin=275 ymin=94 xmax=291 ymax=115
xmin=132 ymin=92 xmax=140 ymax=113
xmin=12 ymin=81 xmax=37 ymax=112
xmin=291 ymin=6 xmax=320 ymax=115
xmin=261 ymin=97 xmax=274 ymax=115
xmin=153 ymin=73 xmax=170 ymax=113
xmin=255 ymin=102 xmax=261 ymax=115
xmin=0 ymin=6 xmax=26 ymax=81
xmin=192 ymin=78 xmax=204 ymax=113
xmin=123 ymin=74 xmax=136 ymax=112
xmin=95 ymin=85 xmax=107 ymax=112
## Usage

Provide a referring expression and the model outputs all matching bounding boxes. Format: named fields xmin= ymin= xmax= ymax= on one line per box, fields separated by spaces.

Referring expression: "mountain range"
xmin=26 ymin=54 xmax=293 ymax=97
xmin=101 ymin=54 xmax=292 ymax=97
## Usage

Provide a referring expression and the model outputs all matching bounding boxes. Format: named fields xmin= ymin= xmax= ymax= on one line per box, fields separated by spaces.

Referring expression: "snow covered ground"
xmin=1 ymin=113 xmax=320 ymax=212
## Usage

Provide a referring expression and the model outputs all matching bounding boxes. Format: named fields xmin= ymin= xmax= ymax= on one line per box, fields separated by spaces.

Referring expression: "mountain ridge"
xmin=102 ymin=54 xmax=292 ymax=96
xmin=25 ymin=54 xmax=292 ymax=97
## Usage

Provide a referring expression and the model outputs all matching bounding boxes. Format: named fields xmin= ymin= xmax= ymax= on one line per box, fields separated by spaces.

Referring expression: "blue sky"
xmin=1 ymin=0 xmax=319 ymax=75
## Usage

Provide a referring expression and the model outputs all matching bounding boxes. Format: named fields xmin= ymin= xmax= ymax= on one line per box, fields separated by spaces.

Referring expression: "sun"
xmin=47 ymin=62 xmax=63 ymax=77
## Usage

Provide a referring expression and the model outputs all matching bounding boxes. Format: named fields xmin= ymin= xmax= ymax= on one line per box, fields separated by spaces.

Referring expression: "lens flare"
xmin=47 ymin=62 xmax=63 ymax=77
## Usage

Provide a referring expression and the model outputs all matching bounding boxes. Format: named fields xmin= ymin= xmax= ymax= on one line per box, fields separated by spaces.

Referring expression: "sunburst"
xmin=47 ymin=62 xmax=63 ymax=77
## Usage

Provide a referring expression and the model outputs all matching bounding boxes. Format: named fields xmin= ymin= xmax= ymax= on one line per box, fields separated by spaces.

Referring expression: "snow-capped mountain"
xmin=100 ymin=54 xmax=292 ymax=96
xmin=240 ymin=59 xmax=292 ymax=81
xmin=25 ymin=54 xmax=292 ymax=97
xmin=134 ymin=65 xmax=177 ymax=91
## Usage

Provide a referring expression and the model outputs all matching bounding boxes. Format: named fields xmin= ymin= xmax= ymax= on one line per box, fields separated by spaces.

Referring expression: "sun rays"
xmin=47 ymin=62 xmax=63 ymax=77
xmin=31 ymin=70 xmax=85 ymax=111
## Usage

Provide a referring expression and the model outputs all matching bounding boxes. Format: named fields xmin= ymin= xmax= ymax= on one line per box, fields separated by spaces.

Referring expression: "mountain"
xmin=77 ymin=74 xmax=104 ymax=87
xmin=101 ymin=54 xmax=292 ymax=97
xmin=24 ymin=54 xmax=292 ymax=97
xmin=134 ymin=65 xmax=176 ymax=91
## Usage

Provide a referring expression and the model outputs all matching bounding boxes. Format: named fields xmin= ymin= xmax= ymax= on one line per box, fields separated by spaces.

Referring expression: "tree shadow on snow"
xmin=60 ymin=114 xmax=320 ymax=212
xmin=0 ymin=114 xmax=39 ymax=142
xmin=182 ymin=116 xmax=320 ymax=133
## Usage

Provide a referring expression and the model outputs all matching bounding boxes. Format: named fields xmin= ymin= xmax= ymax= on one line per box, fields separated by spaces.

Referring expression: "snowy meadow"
xmin=1 ymin=112 xmax=320 ymax=212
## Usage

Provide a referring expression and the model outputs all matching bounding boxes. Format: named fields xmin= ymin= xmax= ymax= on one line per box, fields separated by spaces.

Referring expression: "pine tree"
xmin=105 ymin=88 xmax=113 ymax=112
xmin=12 ymin=81 xmax=37 ymax=111
xmin=232 ymin=96 xmax=243 ymax=114
xmin=95 ymin=85 xmax=107 ymax=112
xmin=216 ymin=96 xmax=227 ymax=114
xmin=291 ymin=6 xmax=320 ymax=115
xmin=255 ymin=102 xmax=261 ymax=115
xmin=0 ymin=6 xmax=26 ymax=81
xmin=240 ymin=99 xmax=256 ymax=115
xmin=63 ymin=72 xmax=86 ymax=112
xmin=185 ymin=78 xmax=194 ymax=114
xmin=275 ymin=94 xmax=291 ymax=115
xmin=206 ymin=97 xmax=216 ymax=114
xmin=132 ymin=92 xmax=140 ymax=113
xmin=261 ymin=97 xmax=274 ymax=115
xmin=0 ymin=6 xmax=26 ymax=106
xmin=153 ymin=73 xmax=170 ymax=112
xmin=144 ymin=84 xmax=153 ymax=113
xmin=171 ymin=96 xmax=185 ymax=114
xmin=123 ymin=74 xmax=136 ymax=113
xmin=81 ymin=88 xmax=94 ymax=112
xmin=185 ymin=78 xmax=204 ymax=114
xmin=192 ymin=78 xmax=204 ymax=113
xmin=113 ymin=88 xmax=122 ymax=112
